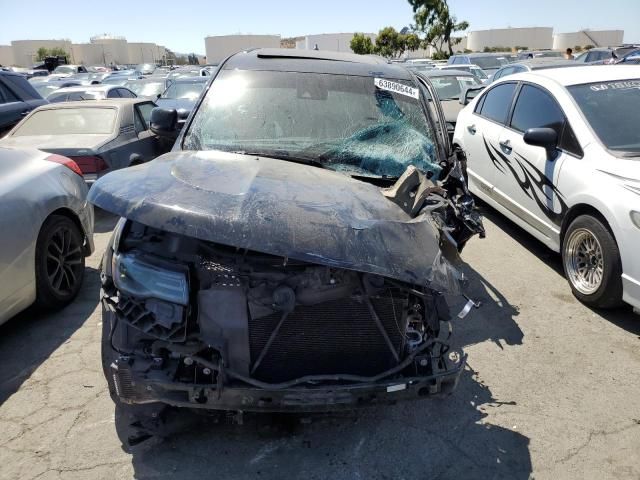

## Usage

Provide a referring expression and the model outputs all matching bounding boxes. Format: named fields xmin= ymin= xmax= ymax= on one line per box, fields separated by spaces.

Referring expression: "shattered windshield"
xmin=183 ymin=70 xmax=440 ymax=179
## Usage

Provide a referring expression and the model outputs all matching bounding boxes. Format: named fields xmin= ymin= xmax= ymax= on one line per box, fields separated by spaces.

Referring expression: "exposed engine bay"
xmin=102 ymin=220 xmax=465 ymax=411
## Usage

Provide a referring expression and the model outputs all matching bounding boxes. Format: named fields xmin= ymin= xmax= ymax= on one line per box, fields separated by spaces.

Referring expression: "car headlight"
xmin=631 ymin=211 xmax=640 ymax=230
xmin=112 ymin=252 xmax=189 ymax=306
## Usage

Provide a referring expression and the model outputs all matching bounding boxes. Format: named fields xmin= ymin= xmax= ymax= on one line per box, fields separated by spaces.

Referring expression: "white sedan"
xmin=453 ymin=66 xmax=640 ymax=311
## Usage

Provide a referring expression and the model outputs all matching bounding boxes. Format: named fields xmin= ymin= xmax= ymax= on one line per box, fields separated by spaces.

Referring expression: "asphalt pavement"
xmin=1 ymin=205 xmax=639 ymax=480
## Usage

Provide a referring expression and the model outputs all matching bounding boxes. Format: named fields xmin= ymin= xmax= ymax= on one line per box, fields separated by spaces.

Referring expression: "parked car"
xmin=52 ymin=64 xmax=88 ymax=76
xmin=453 ymin=66 xmax=640 ymax=311
xmin=574 ymin=46 xmax=640 ymax=64
xmin=618 ymin=54 xmax=640 ymax=65
xmin=0 ymin=147 xmax=94 ymax=326
xmin=0 ymin=99 xmax=169 ymax=183
xmin=491 ymin=59 xmax=578 ymax=82
xmin=516 ymin=50 xmax=564 ymax=60
xmin=30 ymin=79 xmax=82 ymax=99
xmin=0 ymin=71 xmax=48 ymax=136
xmin=447 ymin=53 xmax=510 ymax=76
xmin=439 ymin=64 xmax=489 ymax=83
xmin=155 ymin=76 xmax=208 ymax=126
xmin=416 ymin=69 xmax=483 ymax=141
xmin=88 ymin=48 xmax=484 ymax=433
xmin=46 ymin=85 xmax=137 ymax=103
xmin=136 ymin=63 xmax=156 ymax=76
xmin=123 ymin=78 xmax=167 ymax=99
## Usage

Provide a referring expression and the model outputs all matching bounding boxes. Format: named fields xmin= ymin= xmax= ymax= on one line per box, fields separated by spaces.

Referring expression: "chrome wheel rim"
xmin=564 ymin=228 xmax=604 ymax=295
xmin=46 ymin=226 xmax=83 ymax=296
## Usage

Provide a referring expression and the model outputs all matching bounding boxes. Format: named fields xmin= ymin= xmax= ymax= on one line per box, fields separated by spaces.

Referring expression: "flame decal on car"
xmin=483 ymin=136 xmax=568 ymax=226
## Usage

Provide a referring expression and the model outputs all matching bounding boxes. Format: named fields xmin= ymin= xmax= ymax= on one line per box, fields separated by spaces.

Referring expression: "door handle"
xmin=20 ymin=110 xmax=30 ymax=116
xmin=467 ymin=124 xmax=477 ymax=135
xmin=499 ymin=139 xmax=512 ymax=152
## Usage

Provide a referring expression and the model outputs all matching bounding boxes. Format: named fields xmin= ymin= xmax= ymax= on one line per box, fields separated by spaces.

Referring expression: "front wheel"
xmin=562 ymin=215 xmax=623 ymax=309
xmin=34 ymin=215 xmax=85 ymax=310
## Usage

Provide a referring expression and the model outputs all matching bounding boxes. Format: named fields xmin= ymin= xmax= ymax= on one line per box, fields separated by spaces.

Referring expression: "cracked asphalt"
xmin=1 ymin=205 xmax=639 ymax=480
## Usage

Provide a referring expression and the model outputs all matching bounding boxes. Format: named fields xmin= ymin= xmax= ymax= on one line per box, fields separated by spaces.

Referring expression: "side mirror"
xmin=156 ymin=93 xmax=161 ymax=99
xmin=523 ymin=127 xmax=558 ymax=159
xmin=150 ymin=107 xmax=178 ymax=139
xmin=459 ymin=85 xmax=484 ymax=105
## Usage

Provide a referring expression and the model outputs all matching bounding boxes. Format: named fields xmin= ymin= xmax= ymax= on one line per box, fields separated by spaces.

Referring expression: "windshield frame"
xmin=179 ymin=65 xmax=447 ymax=178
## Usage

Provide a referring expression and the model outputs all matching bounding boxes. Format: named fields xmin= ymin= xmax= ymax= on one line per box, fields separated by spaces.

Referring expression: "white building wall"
xmin=128 ymin=42 xmax=161 ymax=64
xmin=71 ymin=44 xmax=105 ymax=65
xmin=0 ymin=46 xmax=14 ymax=66
xmin=297 ymin=33 xmax=377 ymax=53
xmin=90 ymin=36 xmax=129 ymax=65
xmin=553 ymin=30 xmax=624 ymax=50
xmin=205 ymin=35 xmax=281 ymax=64
xmin=11 ymin=39 xmax=73 ymax=67
xmin=467 ymin=27 xmax=553 ymax=51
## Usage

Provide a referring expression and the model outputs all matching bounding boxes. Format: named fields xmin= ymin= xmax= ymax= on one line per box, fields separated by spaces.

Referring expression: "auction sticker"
xmin=374 ymin=78 xmax=419 ymax=99
xmin=590 ymin=80 xmax=640 ymax=91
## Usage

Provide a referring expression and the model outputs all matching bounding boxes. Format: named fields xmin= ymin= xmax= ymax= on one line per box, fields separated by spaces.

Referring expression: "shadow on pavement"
xmin=0 ymin=265 xmax=101 ymax=406
xmin=113 ymin=259 xmax=532 ymax=479
xmin=116 ymin=368 xmax=531 ymax=480
xmin=477 ymin=200 xmax=639 ymax=335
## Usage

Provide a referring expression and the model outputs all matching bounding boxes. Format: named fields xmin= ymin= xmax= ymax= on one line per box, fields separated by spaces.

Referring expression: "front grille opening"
xmin=248 ymin=295 xmax=407 ymax=383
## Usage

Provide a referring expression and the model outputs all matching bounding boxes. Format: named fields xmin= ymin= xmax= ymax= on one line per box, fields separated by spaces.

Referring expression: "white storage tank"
xmin=553 ymin=30 xmax=624 ymax=50
xmin=205 ymin=35 xmax=281 ymax=64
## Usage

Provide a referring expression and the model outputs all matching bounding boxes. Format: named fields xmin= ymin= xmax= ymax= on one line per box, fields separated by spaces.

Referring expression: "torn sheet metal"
xmin=88 ymin=151 xmax=464 ymax=293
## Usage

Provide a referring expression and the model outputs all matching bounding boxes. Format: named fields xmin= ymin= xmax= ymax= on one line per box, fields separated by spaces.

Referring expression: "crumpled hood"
xmin=88 ymin=151 xmax=461 ymax=290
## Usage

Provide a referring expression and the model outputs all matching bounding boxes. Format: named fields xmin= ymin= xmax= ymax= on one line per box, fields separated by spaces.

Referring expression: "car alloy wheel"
xmin=45 ymin=223 xmax=84 ymax=297
xmin=563 ymin=228 xmax=604 ymax=295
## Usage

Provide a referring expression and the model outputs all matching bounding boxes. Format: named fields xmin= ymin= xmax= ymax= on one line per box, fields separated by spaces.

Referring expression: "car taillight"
xmin=45 ymin=154 xmax=83 ymax=176
xmin=71 ymin=156 xmax=108 ymax=174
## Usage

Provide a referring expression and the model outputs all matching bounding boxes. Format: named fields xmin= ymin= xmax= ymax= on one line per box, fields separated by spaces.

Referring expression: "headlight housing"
xmin=112 ymin=252 xmax=189 ymax=306
xmin=631 ymin=211 xmax=640 ymax=230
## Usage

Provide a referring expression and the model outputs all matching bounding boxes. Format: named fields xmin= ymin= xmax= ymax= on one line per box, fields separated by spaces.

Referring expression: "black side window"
xmin=510 ymin=84 xmax=582 ymax=157
xmin=476 ymin=83 xmax=517 ymax=124
xmin=119 ymin=88 xmax=135 ymax=98
xmin=107 ymin=89 xmax=121 ymax=98
xmin=0 ymin=81 xmax=19 ymax=103
xmin=510 ymin=85 xmax=564 ymax=136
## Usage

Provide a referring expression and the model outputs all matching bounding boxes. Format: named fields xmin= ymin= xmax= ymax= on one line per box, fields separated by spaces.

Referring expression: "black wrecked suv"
xmin=90 ymin=49 xmax=484 ymax=431
xmin=0 ymin=71 xmax=47 ymax=136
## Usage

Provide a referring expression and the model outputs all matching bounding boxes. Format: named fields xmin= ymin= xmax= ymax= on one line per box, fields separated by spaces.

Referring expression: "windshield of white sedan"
xmin=184 ymin=70 xmax=440 ymax=179
xmin=431 ymin=75 xmax=480 ymax=100
xmin=12 ymin=108 xmax=116 ymax=136
xmin=569 ymin=79 xmax=640 ymax=154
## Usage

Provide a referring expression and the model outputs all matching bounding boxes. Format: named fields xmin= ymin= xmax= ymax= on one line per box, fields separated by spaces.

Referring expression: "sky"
xmin=1 ymin=0 xmax=638 ymax=54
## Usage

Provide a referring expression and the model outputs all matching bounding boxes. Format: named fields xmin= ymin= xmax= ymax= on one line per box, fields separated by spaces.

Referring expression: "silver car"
xmin=0 ymin=147 xmax=94 ymax=325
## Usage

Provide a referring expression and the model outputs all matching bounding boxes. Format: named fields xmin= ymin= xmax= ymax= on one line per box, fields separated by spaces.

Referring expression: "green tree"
xmin=584 ymin=44 xmax=595 ymax=50
xmin=49 ymin=47 xmax=68 ymax=59
xmin=350 ymin=33 xmax=375 ymax=55
xmin=374 ymin=27 xmax=406 ymax=58
xmin=36 ymin=47 xmax=49 ymax=61
xmin=408 ymin=0 xmax=469 ymax=56
xmin=404 ymin=33 xmax=421 ymax=52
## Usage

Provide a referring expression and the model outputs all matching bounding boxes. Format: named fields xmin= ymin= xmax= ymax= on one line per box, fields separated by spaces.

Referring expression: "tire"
xmin=34 ymin=215 xmax=85 ymax=310
xmin=562 ymin=215 xmax=623 ymax=309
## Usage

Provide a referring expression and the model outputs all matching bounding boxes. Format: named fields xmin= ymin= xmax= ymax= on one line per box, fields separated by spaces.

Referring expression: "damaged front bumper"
xmin=104 ymin=308 xmax=466 ymax=413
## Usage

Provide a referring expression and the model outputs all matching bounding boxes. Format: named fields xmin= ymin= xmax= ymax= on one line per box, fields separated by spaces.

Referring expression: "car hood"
xmin=88 ymin=151 xmax=463 ymax=291
xmin=0 ymin=134 xmax=112 ymax=151
xmin=596 ymin=158 xmax=640 ymax=183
